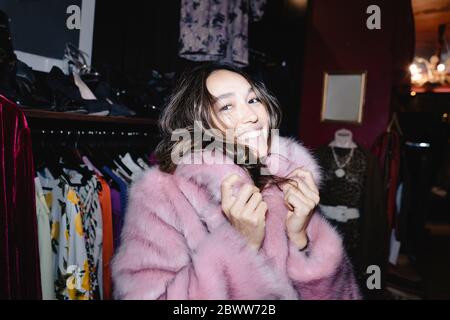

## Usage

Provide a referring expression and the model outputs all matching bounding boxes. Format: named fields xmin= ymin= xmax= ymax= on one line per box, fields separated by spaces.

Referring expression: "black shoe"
xmin=94 ymin=81 xmax=135 ymax=116
xmin=79 ymin=77 xmax=136 ymax=116
xmin=82 ymin=99 xmax=110 ymax=116
xmin=15 ymin=60 xmax=52 ymax=108
xmin=47 ymin=66 xmax=88 ymax=113
xmin=109 ymin=101 xmax=136 ymax=116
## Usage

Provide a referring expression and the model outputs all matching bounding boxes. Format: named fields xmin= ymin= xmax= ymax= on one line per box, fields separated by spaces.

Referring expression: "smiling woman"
xmin=207 ymin=69 xmax=271 ymax=158
xmin=155 ymin=63 xmax=283 ymax=188
xmin=110 ymin=63 xmax=361 ymax=300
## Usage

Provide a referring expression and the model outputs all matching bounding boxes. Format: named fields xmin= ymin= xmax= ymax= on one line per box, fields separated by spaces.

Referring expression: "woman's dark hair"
xmin=155 ymin=62 xmax=290 ymax=190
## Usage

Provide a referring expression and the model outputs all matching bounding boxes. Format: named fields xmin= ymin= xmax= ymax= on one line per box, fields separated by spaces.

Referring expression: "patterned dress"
xmin=315 ymin=146 xmax=368 ymax=289
xmin=179 ymin=0 xmax=266 ymax=66
xmin=72 ymin=175 xmax=103 ymax=299
xmin=47 ymin=176 xmax=91 ymax=300
xmin=40 ymin=170 xmax=103 ymax=300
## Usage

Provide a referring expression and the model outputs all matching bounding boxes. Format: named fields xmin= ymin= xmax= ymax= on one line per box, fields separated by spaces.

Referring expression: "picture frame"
xmin=320 ymin=71 xmax=367 ymax=124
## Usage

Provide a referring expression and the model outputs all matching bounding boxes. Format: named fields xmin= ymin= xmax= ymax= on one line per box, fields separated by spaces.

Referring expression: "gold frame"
xmin=320 ymin=71 xmax=367 ymax=124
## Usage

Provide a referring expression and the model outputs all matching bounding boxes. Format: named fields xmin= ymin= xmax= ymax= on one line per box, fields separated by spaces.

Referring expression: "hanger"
xmin=329 ymin=128 xmax=357 ymax=149
xmin=387 ymin=112 xmax=404 ymax=135
xmin=119 ymin=153 xmax=140 ymax=172
xmin=54 ymin=130 xmax=93 ymax=186
xmin=32 ymin=127 xmax=154 ymax=180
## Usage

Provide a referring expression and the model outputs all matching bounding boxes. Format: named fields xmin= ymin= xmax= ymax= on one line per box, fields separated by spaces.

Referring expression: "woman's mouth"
xmin=238 ymin=129 xmax=264 ymax=139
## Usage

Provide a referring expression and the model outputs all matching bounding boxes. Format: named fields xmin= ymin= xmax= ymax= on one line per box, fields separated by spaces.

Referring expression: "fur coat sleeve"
xmin=111 ymin=137 xmax=361 ymax=300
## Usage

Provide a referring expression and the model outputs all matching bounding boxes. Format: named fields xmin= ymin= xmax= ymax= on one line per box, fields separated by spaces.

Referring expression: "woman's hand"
xmin=221 ymin=174 xmax=268 ymax=251
xmin=282 ymin=168 xmax=320 ymax=250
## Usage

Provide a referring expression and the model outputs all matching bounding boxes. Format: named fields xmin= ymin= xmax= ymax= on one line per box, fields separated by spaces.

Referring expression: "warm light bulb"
xmin=437 ymin=64 xmax=446 ymax=72
xmin=410 ymin=91 xmax=416 ymax=96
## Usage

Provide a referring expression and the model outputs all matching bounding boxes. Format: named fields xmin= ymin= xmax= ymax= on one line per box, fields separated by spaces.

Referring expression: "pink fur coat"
xmin=111 ymin=136 xmax=361 ymax=300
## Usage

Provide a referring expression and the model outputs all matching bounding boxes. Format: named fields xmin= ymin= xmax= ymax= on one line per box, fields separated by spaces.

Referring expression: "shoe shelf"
xmin=23 ymin=109 xmax=158 ymax=126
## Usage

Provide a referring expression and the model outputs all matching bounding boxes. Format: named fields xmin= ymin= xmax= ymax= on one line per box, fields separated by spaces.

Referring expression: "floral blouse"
xmin=49 ymin=177 xmax=91 ymax=300
xmin=179 ymin=0 xmax=266 ymax=66
xmin=40 ymin=171 xmax=103 ymax=300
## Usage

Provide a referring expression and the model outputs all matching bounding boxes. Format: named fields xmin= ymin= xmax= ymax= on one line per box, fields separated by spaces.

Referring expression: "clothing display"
xmin=372 ymin=128 xmax=415 ymax=259
xmin=315 ymin=143 xmax=388 ymax=299
xmin=372 ymin=130 xmax=401 ymax=229
xmin=179 ymin=0 xmax=266 ymax=66
xmin=315 ymin=146 xmax=366 ymax=278
xmin=0 ymin=16 xmax=140 ymax=117
xmin=0 ymin=94 xmax=42 ymax=299
xmin=30 ymin=134 xmax=155 ymax=299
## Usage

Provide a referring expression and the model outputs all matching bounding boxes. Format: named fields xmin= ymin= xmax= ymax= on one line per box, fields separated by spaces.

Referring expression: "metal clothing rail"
xmin=32 ymin=129 xmax=152 ymax=137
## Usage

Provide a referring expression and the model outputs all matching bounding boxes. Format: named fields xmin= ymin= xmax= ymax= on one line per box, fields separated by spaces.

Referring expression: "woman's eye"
xmin=249 ymin=97 xmax=261 ymax=104
xmin=220 ymin=104 xmax=232 ymax=112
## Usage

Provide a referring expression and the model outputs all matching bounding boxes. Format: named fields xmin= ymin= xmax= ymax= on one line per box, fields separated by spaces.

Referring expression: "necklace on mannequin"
xmin=331 ymin=146 xmax=354 ymax=178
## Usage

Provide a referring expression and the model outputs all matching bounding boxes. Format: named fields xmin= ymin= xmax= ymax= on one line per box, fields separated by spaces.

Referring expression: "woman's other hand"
xmin=282 ymin=168 xmax=320 ymax=250
xmin=221 ymin=174 xmax=267 ymax=251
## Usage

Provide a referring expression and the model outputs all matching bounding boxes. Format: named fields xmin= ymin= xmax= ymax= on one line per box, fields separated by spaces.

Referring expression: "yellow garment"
xmin=49 ymin=177 xmax=91 ymax=300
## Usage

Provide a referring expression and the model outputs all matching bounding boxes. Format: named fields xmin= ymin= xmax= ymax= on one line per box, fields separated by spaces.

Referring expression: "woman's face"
xmin=206 ymin=69 xmax=270 ymax=158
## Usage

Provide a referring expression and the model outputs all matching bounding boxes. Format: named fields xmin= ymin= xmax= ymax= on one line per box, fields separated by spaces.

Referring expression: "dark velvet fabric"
xmin=0 ymin=94 xmax=41 ymax=299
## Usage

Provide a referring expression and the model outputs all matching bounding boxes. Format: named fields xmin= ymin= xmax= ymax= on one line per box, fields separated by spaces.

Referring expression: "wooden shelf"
xmin=411 ymin=86 xmax=450 ymax=94
xmin=23 ymin=109 xmax=158 ymax=126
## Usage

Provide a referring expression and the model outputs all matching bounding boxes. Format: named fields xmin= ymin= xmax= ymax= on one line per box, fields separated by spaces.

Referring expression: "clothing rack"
xmin=27 ymin=110 xmax=160 ymax=300
xmin=33 ymin=128 xmax=152 ymax=137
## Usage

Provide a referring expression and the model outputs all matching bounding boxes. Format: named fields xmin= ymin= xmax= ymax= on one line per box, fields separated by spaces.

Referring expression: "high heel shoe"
xmin=77 ymin=70 xmax=137 ymax=117
xmin=47 ymin=66 xmax=126 ymax=116
xmin=64 ymin=42 xmax=91 ymax=75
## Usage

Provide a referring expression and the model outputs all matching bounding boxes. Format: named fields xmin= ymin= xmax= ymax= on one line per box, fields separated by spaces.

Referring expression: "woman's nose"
xmin=239 ymin=103 xmax=258 ymax=124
